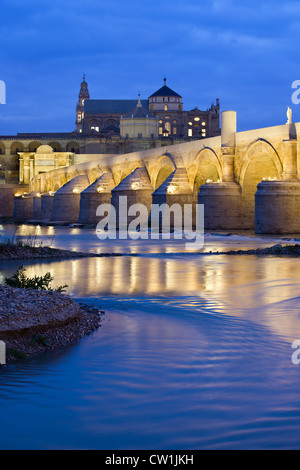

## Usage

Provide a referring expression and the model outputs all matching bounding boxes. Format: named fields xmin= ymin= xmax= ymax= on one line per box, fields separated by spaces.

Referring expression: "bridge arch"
xmin=239 ymin=139 xmax=283 ymax=188
xmin=111 ymin=160 xmax=144 ymax=186
xmin=239 ymin=139 xmax=283 ymax=227
xmin=193 ymin=147 xmax=222 ymax=194
xmin=86 ymin=166 xmax=103 ymax=184
xmin=149 ymin=153 xmax=176 ymax=190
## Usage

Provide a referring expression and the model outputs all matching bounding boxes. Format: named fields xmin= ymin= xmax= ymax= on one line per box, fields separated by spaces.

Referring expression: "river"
xmin=0 ymin=224 xmax=300 ymax=449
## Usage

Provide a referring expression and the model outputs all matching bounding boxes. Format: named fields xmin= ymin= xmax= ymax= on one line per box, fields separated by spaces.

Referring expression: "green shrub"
xmin=5 ymin=266 xmax=68 ymax=293
xmin=8 ymin=348 xmax=27 ymax=359
xmin=30 ymin=334 xmax=51 ymax=347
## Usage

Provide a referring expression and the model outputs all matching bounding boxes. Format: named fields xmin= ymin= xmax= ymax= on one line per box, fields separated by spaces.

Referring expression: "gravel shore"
xmin=0 ymin=244 xmax=126 ymax=260
xmin=0 ymin=285 xmax=103 ymax=363
xmin=204 ymin=244 xmax=300 ymax=256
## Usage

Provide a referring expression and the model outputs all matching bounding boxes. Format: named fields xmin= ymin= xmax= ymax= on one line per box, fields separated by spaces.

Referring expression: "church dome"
xmin=149 ymin=78 xmax=182 ymax=99
xmin=124 ymin=95 xmax=156 ymax=119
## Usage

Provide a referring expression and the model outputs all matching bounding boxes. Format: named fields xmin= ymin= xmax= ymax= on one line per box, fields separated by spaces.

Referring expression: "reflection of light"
xmin=73 ymin=188 xmax=80 ymax=194
xmin=206 ymin=179 xmax=213 ymax=183
xmin=14 ymin=193 xmax=21 ymax=197
xmin=111 ymin=257 xmax=127 ymax=294
xmin=167 ymin=185 xmax=176 ymax=194
xmin=129 ymin=257 xmax=138 ymax=293
xmin=97 ymin=186 xmax=104 ymax=193
xmin=47 ymin=226 xmax=55 ymax=236
xmin=131 ymin=182 xmax=139 ymax=190
xmin=49 ymin=191 xmax=54 ymax=196
xmin=36 ymin=193 xmax=41 ymax=198
xmin=70 ymin=228 xmax=81 ymax=236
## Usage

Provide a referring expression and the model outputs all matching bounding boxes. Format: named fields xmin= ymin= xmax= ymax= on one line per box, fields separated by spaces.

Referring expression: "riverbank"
xmin=0 ymin=243 xmax=125 ymax=260
xmin=208 ymin=243 xmax=300 ymax=256
xmin=0 ymin=285 xmax=103 ymax=363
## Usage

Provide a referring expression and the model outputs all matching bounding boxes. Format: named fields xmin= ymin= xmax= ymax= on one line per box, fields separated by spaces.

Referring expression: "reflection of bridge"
xmin=10 ymin=111 xmax=300 ymax=234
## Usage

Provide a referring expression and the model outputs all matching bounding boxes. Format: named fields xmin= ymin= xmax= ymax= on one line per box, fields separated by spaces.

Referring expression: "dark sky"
xmin=0 ymin=0 xmax=299 ymax=135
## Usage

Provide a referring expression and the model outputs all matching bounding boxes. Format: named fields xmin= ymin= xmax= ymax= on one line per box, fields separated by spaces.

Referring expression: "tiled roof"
xmin=149 ymin=85 xmax=182 ymax=98
xmin=124 ymin=102 xmax=156 ymax=120
xmin=84 ymin=99 xmax=149 ymax=115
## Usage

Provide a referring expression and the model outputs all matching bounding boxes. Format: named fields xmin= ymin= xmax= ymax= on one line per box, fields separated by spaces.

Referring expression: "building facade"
xmin=120 ymin=95 xmax=159 ymax=139
xmin=81 ymin=77 xmax=220 ymax=139
xmin=0 ymin=76 xmax=220 ymax=186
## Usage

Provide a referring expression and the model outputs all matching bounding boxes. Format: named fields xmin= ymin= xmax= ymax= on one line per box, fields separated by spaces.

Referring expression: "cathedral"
xmin=76 ymin=76 xmax=220 ymax=139
xmin=0 ymin=75 xmax=220 ymax=186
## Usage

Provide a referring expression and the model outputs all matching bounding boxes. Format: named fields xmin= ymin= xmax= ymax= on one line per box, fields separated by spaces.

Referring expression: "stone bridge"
xmin=12 ymin=111 xmax=300 ymax=234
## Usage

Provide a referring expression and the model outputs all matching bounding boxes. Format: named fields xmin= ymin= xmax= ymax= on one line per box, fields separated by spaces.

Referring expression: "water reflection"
xmin=1 ymin=253 xmax=300 ymax=342
xmin=1 ymin=225 xmax=300 ymax=449
xmin=1 ymin=223 xmax=298 ymax=255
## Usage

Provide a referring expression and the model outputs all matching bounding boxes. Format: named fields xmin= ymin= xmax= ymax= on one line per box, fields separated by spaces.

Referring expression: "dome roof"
xmin=36 ymin=145 xmax=54 ymax=154
xmin=149 ymin=79 xmax=182 ymax=99
xmin=123 ymin=95 xmax=156 ymax=120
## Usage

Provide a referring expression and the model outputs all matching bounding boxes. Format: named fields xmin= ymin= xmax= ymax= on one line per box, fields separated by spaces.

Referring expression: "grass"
xmin=0 ymin=231 xmax=54 ymax=249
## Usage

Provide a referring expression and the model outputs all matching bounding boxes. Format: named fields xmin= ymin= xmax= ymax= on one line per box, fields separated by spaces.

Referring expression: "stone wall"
xmin=8 ymin=117 xmax=300 ymax=234
xmin=0 ymin=184 xmax=29 ymax=218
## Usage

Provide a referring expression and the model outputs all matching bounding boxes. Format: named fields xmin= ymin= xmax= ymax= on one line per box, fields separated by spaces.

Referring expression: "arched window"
xmin=49 ymin=142 xmax=61 ymax=152
xmin=165 ymin=122 xmax=171 ymax=134
xmin=28 ymin=141 xmax=41 ymax=152
xmin=11 ymin=142 xmax=24 ymax=155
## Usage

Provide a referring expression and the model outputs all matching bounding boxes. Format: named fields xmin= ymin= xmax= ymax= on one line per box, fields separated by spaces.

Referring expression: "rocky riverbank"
xmin=0 ymin=243 xmax=124 ymax=260
xmin=206 ymin=244 xmax=300 ymax=256
xmin=0 ymin=285 xmax=104 ymax=363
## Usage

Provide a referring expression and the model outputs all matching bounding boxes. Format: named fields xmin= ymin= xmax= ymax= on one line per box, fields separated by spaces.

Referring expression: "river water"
xmin=1 ymin=224 xmax=300 ymax=449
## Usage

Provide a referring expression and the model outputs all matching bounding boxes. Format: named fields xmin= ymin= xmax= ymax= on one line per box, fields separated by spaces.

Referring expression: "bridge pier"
xmin=199 ymin=182 xmax=243 ymax=230
xmin=255 ymin=180 xmax=300 ymax=234
xmin=197 ymin=111 xmax=243 ymax=230
xmin=152 ymin=169 xmax=194 ymax=229
xmin=78 ymin=173 xmax=115 ymax=225
xmin=111 ymin=167 xmax=153 ymax=229
xmin=41 ymin=193 xmax=55 ymax=222
xmin=32 ymin=194 xmax=42 ymax=221
xmin=51 ymin=175 xmax=90 ymax=224
xmin=13 ymin=192 xmax=34 ymax=222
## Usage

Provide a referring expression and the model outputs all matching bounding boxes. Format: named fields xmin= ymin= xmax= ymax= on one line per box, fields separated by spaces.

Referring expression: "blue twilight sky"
xmin=0 ymin=0 xmax=300 ymax=135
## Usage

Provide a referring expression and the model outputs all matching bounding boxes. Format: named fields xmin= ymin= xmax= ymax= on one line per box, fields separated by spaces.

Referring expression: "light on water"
xmin=1 ymin=225 xmax=300 ymax=449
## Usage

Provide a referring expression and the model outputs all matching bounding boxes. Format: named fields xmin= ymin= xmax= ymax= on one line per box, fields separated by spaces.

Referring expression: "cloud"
xmin=0 ymin=0 xmax=299 ymax=134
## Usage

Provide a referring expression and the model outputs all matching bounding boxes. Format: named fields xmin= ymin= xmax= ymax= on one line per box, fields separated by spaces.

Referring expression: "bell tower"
xmin=76 ymin=74 xmax=90 ymax=133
